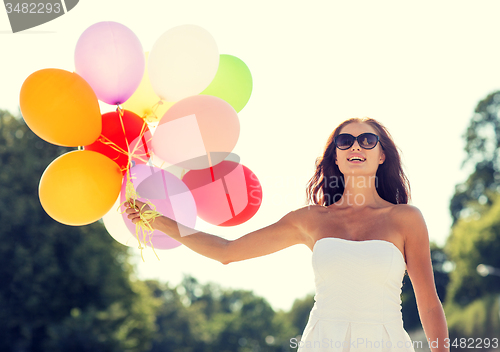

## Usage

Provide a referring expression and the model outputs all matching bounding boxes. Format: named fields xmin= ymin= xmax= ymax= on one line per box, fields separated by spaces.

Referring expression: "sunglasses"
xmin=334 ymin=133 xmax=381 ymax=150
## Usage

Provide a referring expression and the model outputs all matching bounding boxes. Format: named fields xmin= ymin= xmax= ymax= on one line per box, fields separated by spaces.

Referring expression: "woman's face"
xmin=335 ymin=122 xmax=385 ymax=176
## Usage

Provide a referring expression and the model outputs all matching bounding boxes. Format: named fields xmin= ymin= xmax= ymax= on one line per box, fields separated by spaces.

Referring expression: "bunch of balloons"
xmin=19 ymin=21 xmax=262 ymax=256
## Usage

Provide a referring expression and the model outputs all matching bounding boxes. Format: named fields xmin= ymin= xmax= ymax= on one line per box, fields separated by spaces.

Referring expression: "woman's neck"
xmin=335 ymin=174 xmax=381 ymax=208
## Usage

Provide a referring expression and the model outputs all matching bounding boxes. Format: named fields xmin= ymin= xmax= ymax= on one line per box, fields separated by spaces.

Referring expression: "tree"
xmin=444 ymin=90 xmax=500 ymax=341
xmin=146 ymin=279 xmax=206 ymax=352
xmin=445 ymin=195 xmax=500 ymax=306
xmin=450 ymin=91 xmax=500 ymax=225
xmin=284 ymin=293 xmax=314 ymax=337
xmin=443 ymin=195 xmax=500 ymax=342
xmin=148 ymin=275 xmax=298 ymax=352
xmin=0 ymin=110 xmax=156 ymax=352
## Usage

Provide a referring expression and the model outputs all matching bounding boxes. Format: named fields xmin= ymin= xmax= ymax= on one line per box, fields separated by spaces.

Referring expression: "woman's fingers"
xmin=136 ymin=201 xmax=152 ymax=213
xmin=127 ymin=211 xmax=138 ymax=219
xmin=124 ymin=199 xmax=152 ymax=224
xmin=134 ymin=199 xmax=145 ymax=208
xmin=124 ymin=200 xmax=145 ymax=208
xmin=125 ymin=207 xmax=137 ymax=214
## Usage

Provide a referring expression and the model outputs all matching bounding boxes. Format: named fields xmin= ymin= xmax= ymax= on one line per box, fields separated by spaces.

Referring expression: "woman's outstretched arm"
xmin=126 ymin=200 xmax=310 ymax=265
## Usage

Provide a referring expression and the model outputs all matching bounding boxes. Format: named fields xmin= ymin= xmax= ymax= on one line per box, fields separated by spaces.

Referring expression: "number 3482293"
xmin=5 ymin=3 xmax=61 ymax=14
xmin=444 ymin=337 xmax=499 ymax=349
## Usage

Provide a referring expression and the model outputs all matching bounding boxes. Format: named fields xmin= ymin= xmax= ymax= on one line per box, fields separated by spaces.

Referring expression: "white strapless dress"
xmin=297 ymin=237 xmax=415 ymax=352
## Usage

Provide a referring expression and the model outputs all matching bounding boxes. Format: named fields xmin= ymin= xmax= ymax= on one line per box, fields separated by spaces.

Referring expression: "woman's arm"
xmin=396 ymin=205 xmax=450 ymax=352
xmin=126 ymin=200 xmax=310 ymax=265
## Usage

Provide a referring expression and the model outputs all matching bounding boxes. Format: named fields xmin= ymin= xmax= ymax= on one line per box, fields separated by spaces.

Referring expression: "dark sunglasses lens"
xmin=359 ymin=133 xmax=378 ymax=149
xmin=336 ymin=134 xmax=354 ymax=149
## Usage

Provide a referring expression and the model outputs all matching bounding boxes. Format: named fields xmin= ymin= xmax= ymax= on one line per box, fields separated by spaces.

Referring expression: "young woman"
xmin=126 ymin=117 xmax=449 ymax=352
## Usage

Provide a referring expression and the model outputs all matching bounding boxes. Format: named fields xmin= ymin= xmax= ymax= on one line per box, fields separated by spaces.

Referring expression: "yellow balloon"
xmin=39 ymin=150 xmax=122 ymax=226
xmin=122 ymin=52 xmax=175 ymax=123
xmin=20 ymin=68 xmax=101 ymax=147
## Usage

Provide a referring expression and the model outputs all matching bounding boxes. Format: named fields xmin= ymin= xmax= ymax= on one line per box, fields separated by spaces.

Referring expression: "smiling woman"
xmin=294 ymin=117 xmax=449 ymax=351
xmin=307 ymin=117 xmax=410 ymax=207
xmin=125 ymin=117 xmax=449 ymax=351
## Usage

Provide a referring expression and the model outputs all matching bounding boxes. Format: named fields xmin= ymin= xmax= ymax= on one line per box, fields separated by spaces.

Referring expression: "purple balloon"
xmin=120 ymin=164 xmax=197 ymax=250
xmin=75 ymin=21 xmax=144 ymax=105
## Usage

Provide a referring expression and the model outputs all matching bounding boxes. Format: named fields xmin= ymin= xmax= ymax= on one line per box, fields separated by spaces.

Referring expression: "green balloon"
xmin=200 ymin=54 xmax=252 ymax=113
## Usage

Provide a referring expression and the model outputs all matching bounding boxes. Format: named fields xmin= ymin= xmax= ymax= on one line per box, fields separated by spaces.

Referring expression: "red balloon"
xmin=182 ymin=160 xmax=262 ymax=226
xmin=84 ymin=109 xmax=152 ymax=174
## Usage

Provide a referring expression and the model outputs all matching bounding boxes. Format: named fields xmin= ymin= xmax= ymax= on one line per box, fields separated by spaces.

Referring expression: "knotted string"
xmin=97 ymin=133 xmax=150 ymax=168
xmin=113 ymin=105 xmax=161 ymax=261
xmin=122 ymin=169 xmax=160 ymax=262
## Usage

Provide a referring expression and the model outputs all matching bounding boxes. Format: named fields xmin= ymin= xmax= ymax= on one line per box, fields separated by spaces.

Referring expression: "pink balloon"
xmin=152 ymin=95 xmax=240 ymax=170
xmin=120 ymin=164 xmax=197 ymax=249
xmin=75 ymin=21 xmax=145 ymax=105
xmin=182 ymin=160 xmax=262 ymax=226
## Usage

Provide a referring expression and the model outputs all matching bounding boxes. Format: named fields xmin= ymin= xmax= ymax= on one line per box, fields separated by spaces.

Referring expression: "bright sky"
xmin=2 ymin=1 xmax=500 ymax=311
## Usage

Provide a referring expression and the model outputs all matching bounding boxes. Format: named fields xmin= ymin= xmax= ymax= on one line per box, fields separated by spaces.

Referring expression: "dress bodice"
xmin=297 ymin=237 xmax=415 ymax=352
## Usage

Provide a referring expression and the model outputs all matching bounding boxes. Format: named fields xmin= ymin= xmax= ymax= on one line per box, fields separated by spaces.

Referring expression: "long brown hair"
xmin=305 ymin=117 xmax=410 ymax=206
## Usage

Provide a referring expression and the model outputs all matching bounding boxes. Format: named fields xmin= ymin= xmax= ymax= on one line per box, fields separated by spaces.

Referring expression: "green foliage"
xmin=284 ymin=293 xmax=314 ymax=337
xmin=450 ymin=91 xmax=500 ymax=225
xmin=147 ymin=275 xmax=298 ymax=352
xmin=443 ymin=89 xmax=500 ymax=340
xmin=445 ymin=294 xmax=500 ymax=344
xmin=445 ymin=194 xmax=500 ymax=307
xmin=0 ymin=110 xmax=157 ymax=352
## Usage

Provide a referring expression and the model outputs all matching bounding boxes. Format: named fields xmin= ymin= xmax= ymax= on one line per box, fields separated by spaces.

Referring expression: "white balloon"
xmin=102 ymin=195 xmax=139 ymax=248
xmin=148 ymin=25 xmax=219 ymax=102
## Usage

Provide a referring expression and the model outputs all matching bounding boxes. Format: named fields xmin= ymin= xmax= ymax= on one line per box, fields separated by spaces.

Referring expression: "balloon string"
xmin=116 ymin=105 xmax=132 ymax=168
xmin=118 ymin=172 xmax=160 ymax=262
xmin=146 ymin=99 xmax=165 ymax=123
xmin=97 ymin=134 xmax=149 ymax=165
xmin=116 ymin=105 xmax=161 ymax=261
xmin=97 ymin=127 xmax=153 ymax=171
xmin=137 ymin=99 xmax=165 ymax=123
xmin=127 ymin=119 xmax=152 ymax=162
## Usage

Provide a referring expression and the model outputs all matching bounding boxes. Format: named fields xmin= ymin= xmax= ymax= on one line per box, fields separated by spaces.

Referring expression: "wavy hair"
xmin=305 ymin=117 xmax=410 ymax=206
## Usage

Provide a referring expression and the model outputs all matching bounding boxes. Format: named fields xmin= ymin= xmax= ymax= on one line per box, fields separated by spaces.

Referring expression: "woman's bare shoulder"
xmin=389 ymin=203 xmax=424 ymax=219
xmin=284 ymin=205 xmax=325 ymax=244
xmin=389 ymin=204 xmax=427 ymax=238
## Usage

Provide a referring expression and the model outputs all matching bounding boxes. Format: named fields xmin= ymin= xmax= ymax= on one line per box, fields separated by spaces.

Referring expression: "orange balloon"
xmin=20 ymin=69 xmax=101 ymax=147
xmin=39 ymin=150 xmax=122 ymax=226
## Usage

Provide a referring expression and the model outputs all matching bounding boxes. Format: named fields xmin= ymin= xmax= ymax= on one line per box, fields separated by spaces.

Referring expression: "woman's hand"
xmin=125 ymin=199 xmax=153 ymax=225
